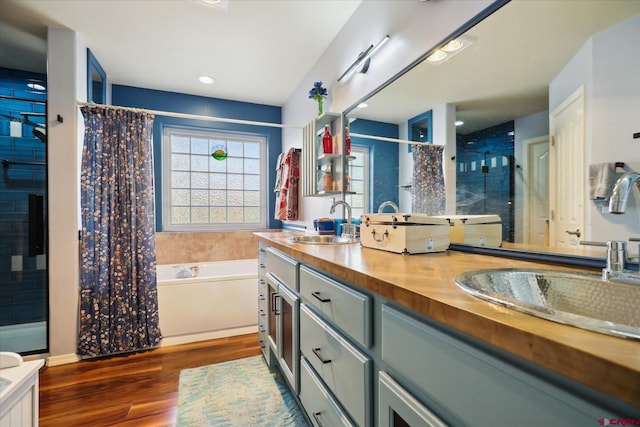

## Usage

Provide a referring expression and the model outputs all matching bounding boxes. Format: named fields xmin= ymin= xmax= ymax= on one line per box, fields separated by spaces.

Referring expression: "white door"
xmin=549 ymin=86 xmax=585 ymax=248
xmin=523 ymin=136 xmax=550 ymax=246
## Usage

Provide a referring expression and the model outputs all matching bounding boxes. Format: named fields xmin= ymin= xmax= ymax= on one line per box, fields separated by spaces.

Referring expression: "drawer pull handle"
xmin=312 ymin=347 xmax=331 ymax=364
xmin=271 ymin=293 xmax=281 ymax=315
xmin=312 ymin=412 xmax=324 ymax=427
xmin=312 ymin=291 xmax=331 ymax=303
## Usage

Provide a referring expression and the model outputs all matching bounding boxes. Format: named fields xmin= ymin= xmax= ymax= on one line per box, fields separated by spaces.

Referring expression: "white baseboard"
xmin=47 ymin=353 xmax=80 ymax=367
xmin=160 ymin=325 xmax=258 ymax=347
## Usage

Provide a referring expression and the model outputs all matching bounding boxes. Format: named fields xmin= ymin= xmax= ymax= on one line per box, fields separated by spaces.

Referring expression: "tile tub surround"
xmin=156 ymin=230 xmax=271 ymax=265
xmin=254 ymin=231 xmax=640 ymax=409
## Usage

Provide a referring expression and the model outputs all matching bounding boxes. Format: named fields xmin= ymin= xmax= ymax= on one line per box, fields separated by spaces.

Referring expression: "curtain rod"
xmin=350 ymin=132 xmax=438 ymax=146
xmin=77 ymin=102 xmax=301 ymax=130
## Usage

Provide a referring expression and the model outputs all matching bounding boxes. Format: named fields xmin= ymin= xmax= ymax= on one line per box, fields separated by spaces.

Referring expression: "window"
xmin=162 ymin=127 xmax=267 ymax=231
xmin=345 ymin=146 xmax=369 ymax=219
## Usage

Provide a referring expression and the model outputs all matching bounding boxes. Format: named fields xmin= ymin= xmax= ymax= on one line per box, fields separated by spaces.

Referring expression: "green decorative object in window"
xmin=211 ymin=145 xmax=227 ymax=160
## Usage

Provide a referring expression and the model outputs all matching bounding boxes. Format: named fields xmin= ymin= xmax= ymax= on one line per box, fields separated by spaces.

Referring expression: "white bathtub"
xmin=156 ymin=259 xmax=258 ymax=346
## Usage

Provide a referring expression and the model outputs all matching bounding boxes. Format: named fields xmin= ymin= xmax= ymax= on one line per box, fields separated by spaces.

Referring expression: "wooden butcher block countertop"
xmin=255 ymin=231 xmax=640 ymax=408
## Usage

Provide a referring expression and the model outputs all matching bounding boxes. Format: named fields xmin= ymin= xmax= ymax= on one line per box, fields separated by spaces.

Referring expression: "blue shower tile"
xmin=0 ymin=98 xmax=32 ymax=112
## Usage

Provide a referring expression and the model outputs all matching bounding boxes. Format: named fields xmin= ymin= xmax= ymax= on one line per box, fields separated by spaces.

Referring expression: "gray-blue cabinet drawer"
xmin=379 ymin=371 xmax=448 ymax=427
xmin=381 ymin=304 xmax=617 ymax=426
xmin=300 ymin=356 xmax=355 ymax=427
xmin=299 ymin=265 xmax=372 ymax=348
xmin=265 ymin=247 xmax=297 ymax=289
xmin=300 ymin=304 xmax=371 ymax=427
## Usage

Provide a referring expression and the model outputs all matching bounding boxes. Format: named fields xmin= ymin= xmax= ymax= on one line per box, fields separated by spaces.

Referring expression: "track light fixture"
xmin=338 ymin=35 xmax=390 ymax=83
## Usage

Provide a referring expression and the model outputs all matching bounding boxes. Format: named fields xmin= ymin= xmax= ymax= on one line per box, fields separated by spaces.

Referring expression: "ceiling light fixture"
xmin=190 ymin=0 xmax=230 ymax=11
xmin=455 ymin=120 xmax=464 ymax=126
xmin=357 ymin=102 xmax=368 ymax=109
xmin=198 ymin=75 xmax=215 ymax=84
xmin=338 ymin=35 xmax=390 ymax=83
xmin=27 ymin=83 xmax=46 ymax=91
xmin=426 ymin=36 xmax=475 ymax=64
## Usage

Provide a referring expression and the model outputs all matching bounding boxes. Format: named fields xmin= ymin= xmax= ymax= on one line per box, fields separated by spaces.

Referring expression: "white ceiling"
xmin=0 ymin=0 xmax=362 ymax=106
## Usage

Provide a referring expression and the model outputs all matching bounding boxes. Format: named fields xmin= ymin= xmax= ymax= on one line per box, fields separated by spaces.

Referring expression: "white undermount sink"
xmin=455 ymin=268 xmax=640 ymax=340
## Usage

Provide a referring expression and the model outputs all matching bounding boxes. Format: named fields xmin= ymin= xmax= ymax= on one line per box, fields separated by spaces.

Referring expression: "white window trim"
xmin=161 ymin=126 xmax=267 ymax=231
xmin=346 ymin=145 xmax=370 ymax=218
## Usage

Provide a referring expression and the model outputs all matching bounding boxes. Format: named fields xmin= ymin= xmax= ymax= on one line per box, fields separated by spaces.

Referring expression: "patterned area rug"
xmin=176 ymin=356 xmax=309 ymax=426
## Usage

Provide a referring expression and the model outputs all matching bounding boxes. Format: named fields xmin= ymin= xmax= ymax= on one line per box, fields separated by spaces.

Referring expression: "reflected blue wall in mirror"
xmin=407 ymin=110 xmax=432 ymax=153
xmin=457 ymin=120 xmax=514 ymax=240
xmin=87 ymin=48 xmax=106 ymax=104
xmin=350 ymin=119 xmax=399 ymax=210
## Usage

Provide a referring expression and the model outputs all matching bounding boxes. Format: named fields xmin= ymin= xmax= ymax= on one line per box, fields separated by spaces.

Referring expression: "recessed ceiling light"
xmin=27 ymin=83 xmax=46 ymax=91
xmin=442 ymin=39 xmax=463 ymax=52
xmin=190 ymin=0 xmax=229 ymax=11
xmin=455 ymin=120 xmax=464 ymax=126
xmin=357 ymin=102 xmax=368 ymax=109
xmin=426 ymin=49 xmax=447 ymax=63
xmin=198 ymin=75 xmax=215 ymax=84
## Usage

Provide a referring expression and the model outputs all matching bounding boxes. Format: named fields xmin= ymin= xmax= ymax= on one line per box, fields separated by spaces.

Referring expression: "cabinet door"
xmin=381 ymin=304 xmax=617 ymax=426
xmin=379 ymin=371 xmax=448 ymax=427
xmin=266 ymin=275 xmax=278 ymax=355
xmin=258 ymin=246 xmax=272 ymax=363
xmin=278 ymin=282 xmax=300 ymax=394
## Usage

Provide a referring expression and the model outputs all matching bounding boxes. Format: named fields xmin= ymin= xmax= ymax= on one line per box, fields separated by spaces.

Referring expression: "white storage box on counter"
xmin=434 ymin=214 xmax=502 ymax=247
xmin=359 ymin=213 xmax=450 ymax=254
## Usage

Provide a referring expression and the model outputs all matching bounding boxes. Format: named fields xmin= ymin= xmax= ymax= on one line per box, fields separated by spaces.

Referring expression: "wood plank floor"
xmin=39 ymin=333 xmax=261 ymax=427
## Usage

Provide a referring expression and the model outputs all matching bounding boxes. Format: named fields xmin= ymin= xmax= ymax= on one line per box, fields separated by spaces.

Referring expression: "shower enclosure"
xmin=456 ymin=122 xmax=515 ymax=242
xmin=0 ymin=68 xmax=48 ymax=354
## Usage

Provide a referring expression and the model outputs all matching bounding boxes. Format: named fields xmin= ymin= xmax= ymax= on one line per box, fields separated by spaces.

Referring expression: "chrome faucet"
xmin=581 ymin=239 xmax=639 ymax=281
xmin=378 ymin=200 xmax=399 ymax=213
xmin=330 ymin=199 xmax=356 ymax=240
xmin=608 ymin=172 xmax=640 ymax=214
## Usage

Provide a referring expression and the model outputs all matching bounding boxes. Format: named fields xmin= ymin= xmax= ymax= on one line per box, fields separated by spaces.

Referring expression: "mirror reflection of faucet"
xmin=609 ymin=172 xmax=640 ymax=214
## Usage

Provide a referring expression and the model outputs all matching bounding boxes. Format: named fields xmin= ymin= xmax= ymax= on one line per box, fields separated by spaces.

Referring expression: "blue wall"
xmin=0 ymin=68 xmax=47 ymax=328
xmin=112 ymin=85 xmax=282 ymax=230
xmin=350 ymin=118 xmax=399 ymax=210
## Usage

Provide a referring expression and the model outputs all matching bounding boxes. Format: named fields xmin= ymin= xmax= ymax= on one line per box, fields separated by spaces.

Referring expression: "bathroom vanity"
xmin=0 ymin=358 xmax=44 ymax=427
xmin=255 ymin=231 xmax=640 ymax=426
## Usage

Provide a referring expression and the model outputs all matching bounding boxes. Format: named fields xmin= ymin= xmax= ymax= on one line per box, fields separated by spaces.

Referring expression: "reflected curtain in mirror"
xmin=78 ymin=106 xmax=161 ymax=357
xmin=412 ymin=144 xmax=445 ymax=215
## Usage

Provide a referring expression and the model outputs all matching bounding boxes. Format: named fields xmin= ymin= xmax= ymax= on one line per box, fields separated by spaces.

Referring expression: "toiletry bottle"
xmin=322 ymin=166 xmax=333 ymax=192
xmin=322 ymin=125 xmax=332 ymax=154
xmin=345 ymin=126 xmax=351 ymax=155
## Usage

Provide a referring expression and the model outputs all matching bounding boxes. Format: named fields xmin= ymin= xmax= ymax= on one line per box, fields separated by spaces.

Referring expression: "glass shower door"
xmin=0 ymin=68 xmax=48 ymax=355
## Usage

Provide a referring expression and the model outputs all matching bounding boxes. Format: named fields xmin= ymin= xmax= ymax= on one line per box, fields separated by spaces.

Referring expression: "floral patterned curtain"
xmin=412 ymin=144 xmax=446 ymax=215
xmin=78 ymin=106 xmax=162 ymax=357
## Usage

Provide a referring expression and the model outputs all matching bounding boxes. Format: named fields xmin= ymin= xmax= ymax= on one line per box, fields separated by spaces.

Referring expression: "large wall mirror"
xmin=345 ymin=0 xmax=640 ymax=264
